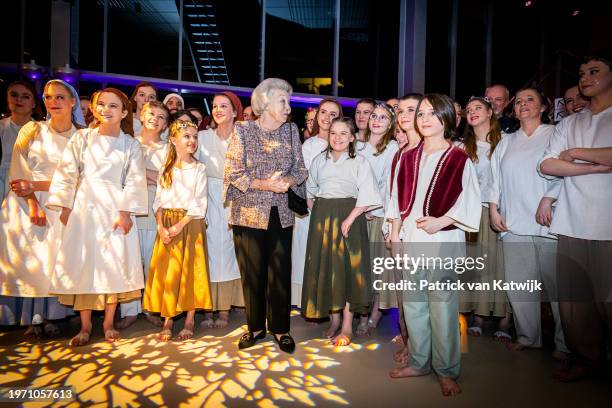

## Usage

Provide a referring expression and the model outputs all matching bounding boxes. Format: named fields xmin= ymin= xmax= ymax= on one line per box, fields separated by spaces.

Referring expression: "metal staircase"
xmin=181 ymin=0 xmax=230 ymax=85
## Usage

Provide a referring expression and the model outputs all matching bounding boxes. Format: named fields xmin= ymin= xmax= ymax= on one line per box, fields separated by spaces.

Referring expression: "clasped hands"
xmin=261 ymin=171 xmax=291 ymax=193
xmin=158 ymin=222 xmax=185 ymax=245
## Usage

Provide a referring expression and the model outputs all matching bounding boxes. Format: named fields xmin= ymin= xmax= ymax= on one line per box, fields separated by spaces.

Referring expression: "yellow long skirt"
xmin=144 ymin=209 xmax=212 ymax=318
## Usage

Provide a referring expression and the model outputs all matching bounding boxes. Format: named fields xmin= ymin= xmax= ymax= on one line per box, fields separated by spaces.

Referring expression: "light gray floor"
xmin=0 ymin=310 xmax=610 ymax=407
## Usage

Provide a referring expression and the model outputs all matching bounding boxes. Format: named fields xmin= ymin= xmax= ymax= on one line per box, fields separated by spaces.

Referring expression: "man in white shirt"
xmin=539 ymin=51 xmax=612 ymax=382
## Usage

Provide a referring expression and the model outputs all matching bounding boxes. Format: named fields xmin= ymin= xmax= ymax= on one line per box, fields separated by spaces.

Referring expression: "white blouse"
xmin=538 ymin=107 xmax=612 ymax=240
xmin=356 ymin=140 xmax=399 ymax=217
xmin=153 ymin=161 xmax=208 ymax=218
xmin=307 ymin=151 xmax=382 ymax=211
xmin=196 ymin=129 xmax=227 ymax=180
xmin=485 ymin=124 xmax=560 ymax=238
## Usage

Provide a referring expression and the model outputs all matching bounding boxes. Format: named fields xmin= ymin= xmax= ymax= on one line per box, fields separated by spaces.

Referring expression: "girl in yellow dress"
xmin=144 ymin=119 xmax=212 ymax=341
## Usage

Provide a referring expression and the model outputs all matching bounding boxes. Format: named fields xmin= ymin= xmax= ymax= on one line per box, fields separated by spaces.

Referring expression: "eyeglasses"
xmin=370 ymin=113 xmax=391 ymax=122
xmin=175 ymin=119 xmax=197 ymax=129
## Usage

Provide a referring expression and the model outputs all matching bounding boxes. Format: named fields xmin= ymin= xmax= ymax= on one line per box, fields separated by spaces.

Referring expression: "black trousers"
xmin=232 ymin=207 xmax=292 ymax=334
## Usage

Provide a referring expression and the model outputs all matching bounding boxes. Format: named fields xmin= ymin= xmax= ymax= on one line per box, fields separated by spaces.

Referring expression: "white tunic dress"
xmin=46 ymin=128 xmax=148 ymax=294
xmin=196 ymin=129 xmax=240 ymax=283
xmin=0 ymin=121 xmax=77 ymax=326
xmin=291 ymin=135 xmax=328 ymax=300
xmin=0 ymin=117 xmax=24 ymax=202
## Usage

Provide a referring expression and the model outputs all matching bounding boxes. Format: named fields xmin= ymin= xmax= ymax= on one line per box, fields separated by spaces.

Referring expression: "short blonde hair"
xmin=251 ymin=78 xmax=293 ymax=116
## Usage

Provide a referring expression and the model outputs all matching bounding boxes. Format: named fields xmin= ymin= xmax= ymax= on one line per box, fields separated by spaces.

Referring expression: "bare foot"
xmin=389 ymin=365 xmax=429 ymax=379
xmin=144 ymin=314 xmax=163 ymax=327
xmin=323 ymin=323 xmax=340 ymax=339
xmin=177 ymin=322 xmax=194 ymax=341
xmin=104 ymin=328 xmax=121 ymax=343
xmin=23 ymin=325 xmax=43 ymax=342
xmin=69 ymin=331 xmax=91 ymax=347
xmin=200 ymin=313 xmax=214 ymax=329
xmin=438 ymin=377 xmax=462 ymax=397
xmin=158 ymin=320 xmax=173 ymax=341
xmin=331 ymin=330 xmax=352 ymax=346
xmin=214 ymin=311 xmax=229 ymax=328
xmin=116 ymin=315 xmax=138 ymax=330
xmin=393 ymin=346 xmax=409 ymax=364
xmin=157 ymin=329 xmax=172 ymax=342
xmin=506 ymin=342 xmax=528 ymax=351
xmin=355 ymin=317 xmax=369 ymax=337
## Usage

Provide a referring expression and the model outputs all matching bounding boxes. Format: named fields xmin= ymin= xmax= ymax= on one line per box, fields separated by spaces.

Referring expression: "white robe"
xmin=538 ymin=108 xmax=612 ymax=240
xmin=0 ymin=117 xmax=24 ymax=202
xmin=485 ymin=124 xmax=560 ymax=238
xmin=291 ymin=136 xmax=328 ymax=288
xmin=0 ymin=121 xmax=74 ymax=296
xmin=46 ymin=128 xmax=148 ymax=294
xmin=196 ymin=129 xmax=240 ymax=283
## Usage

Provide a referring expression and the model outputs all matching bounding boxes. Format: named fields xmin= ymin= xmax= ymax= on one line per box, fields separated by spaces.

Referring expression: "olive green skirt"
xmin=301 ymin=198 xmax=372 ymax=318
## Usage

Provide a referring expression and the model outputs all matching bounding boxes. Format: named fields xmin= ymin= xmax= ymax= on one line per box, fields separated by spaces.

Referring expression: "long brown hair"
xmin=461 ymin=97 xmax=502 ymax=162
xmin=92 ymin=88 xmax=134 ymax=136
xmin=362 ymin=102 xmax=396 ymax=155
xmin=160 ymin=120 xmax=198 ymax=189
xmin=310 ymin=97 xmax=343 ymax=137
xmin=129 ymin=81 xmax=158 ymax=113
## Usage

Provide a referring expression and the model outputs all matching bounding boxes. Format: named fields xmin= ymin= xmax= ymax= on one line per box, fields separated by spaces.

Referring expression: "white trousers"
xmin=121 ymin=229 xmax=157 ymax=318
xmin=502 ymin=233 xmax=567 ymax=352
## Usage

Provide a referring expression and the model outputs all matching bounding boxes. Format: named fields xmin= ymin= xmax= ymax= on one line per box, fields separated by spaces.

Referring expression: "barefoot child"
xmin=301 ymin=117 xmax=382 ymax=346
xmin=117 ymin=101 xmax=170 ymax=329
xmin=47 ymin=88 xmax=148 ymax=346
xmin=144 ymin=119 xmax=212 ymax=341
xmin=386 ymin=94 xmax=481 ymax=396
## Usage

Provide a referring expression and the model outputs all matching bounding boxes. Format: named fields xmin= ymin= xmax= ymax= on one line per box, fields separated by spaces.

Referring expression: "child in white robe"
xmin=47 ymin=88 xmax=148 ymax=347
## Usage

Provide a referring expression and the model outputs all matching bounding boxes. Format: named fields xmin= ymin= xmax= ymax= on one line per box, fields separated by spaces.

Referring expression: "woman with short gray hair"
xmin=223 ymin=78 xmax=307 ymax=353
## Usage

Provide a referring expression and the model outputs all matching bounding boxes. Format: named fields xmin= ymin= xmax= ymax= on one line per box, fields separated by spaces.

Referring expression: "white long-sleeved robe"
xmin=46 ymin=128 xmax=148 ymax=294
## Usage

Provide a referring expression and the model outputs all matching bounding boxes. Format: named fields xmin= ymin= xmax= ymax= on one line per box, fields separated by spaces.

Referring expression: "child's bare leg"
xmin=356 ymin=315 xmax=369 ymax=336
xmin=367 ymin=296 xmax=383 ymax=333
xmin=214 ymin=310 xmax=230 ymax=328
xmin=69 ymin=310 xmax=92 ymax=347
xmin=331 ymin=303 xmax=353 ymax=346
xmin=103 ymin=303 xmax=120 ymax=343
xmin=323 ymin=311 xmax=341 ymax=338
xmin=178 ymin=310 xmax=195 ymax=341
xmin=158 ymin=317 xmax=173 ymax=341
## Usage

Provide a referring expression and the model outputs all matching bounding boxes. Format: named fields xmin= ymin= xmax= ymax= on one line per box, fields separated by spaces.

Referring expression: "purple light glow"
xmin=79 ymin=72 xmax=358 ymax=108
